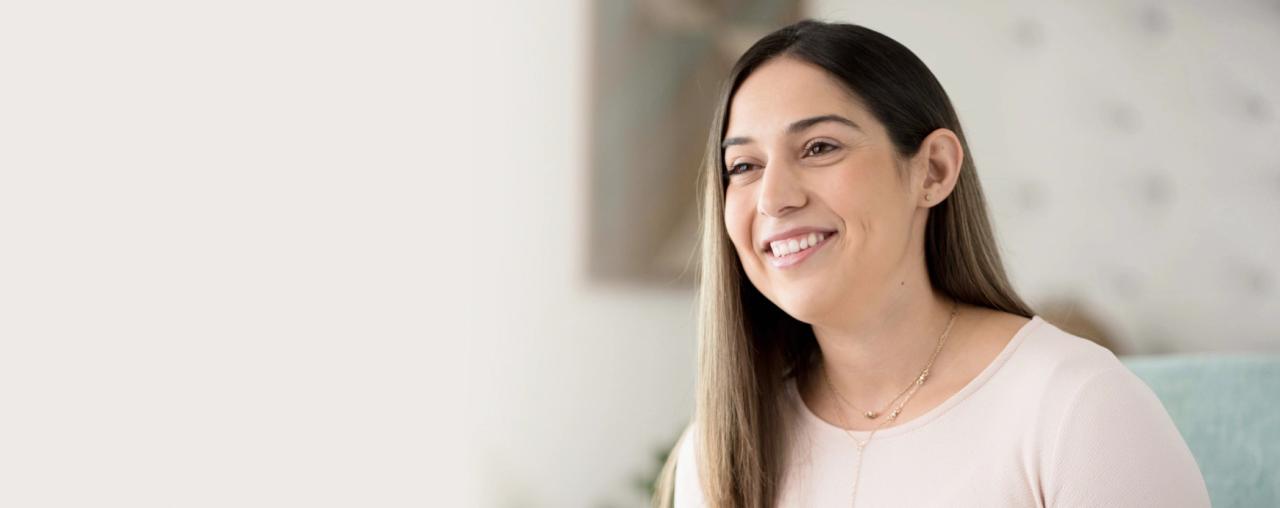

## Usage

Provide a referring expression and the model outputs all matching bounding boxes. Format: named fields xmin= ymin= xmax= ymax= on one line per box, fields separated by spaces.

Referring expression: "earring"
xmin=925 ymin=193 xmax=932 ymax=202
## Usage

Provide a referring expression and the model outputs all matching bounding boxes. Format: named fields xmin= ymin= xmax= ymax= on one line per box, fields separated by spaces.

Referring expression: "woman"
xmin=652 ymin=20 xmax=1209 ymax=507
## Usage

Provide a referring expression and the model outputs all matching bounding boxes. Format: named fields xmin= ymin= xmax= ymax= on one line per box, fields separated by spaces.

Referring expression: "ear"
xmin=913 ymin=128 xmax=964 ymax=208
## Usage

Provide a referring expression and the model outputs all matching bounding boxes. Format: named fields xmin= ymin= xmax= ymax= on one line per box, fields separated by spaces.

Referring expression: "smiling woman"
xmin=651 ymin=20 xmax=1210 ymax=508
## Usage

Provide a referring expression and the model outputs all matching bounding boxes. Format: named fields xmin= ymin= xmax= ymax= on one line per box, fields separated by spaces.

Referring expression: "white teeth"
xmin=769 ymin=232 xmax=831 ymax=257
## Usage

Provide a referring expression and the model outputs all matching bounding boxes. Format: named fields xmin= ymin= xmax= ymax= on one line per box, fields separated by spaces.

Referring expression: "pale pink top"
xmin=674 ymin=316 xmax=1211 ymax=507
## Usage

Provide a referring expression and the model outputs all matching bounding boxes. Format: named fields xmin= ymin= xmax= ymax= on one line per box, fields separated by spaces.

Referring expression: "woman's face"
xmin=722 ymin=56 xmax=928 ymax=324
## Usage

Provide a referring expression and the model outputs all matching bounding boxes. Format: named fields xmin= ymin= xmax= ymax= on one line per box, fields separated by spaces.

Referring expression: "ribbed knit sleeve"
xmin=1043 ymin=366 xmax=1211 ymax=507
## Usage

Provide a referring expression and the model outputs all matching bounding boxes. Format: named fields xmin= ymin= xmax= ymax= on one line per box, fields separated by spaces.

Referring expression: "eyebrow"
xmin=722 ymin=114 xmax=862 ymax=149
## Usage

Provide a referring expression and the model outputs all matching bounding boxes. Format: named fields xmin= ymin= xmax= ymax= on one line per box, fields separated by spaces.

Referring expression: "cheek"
xmin=721 ymin=189 xmax=747 ymax=236
xmin=722 ymin=190 xmax=755 ymax=254
xmin=723 ymin=189 xmax=771 ymax=293
xmin=826 ymin=168 xmax=911 ymax=250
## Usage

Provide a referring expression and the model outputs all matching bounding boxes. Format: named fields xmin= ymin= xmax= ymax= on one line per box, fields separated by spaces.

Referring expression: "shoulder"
xmin=1008 ymin=319 xmax=1211 ymax=506
xmin=999 ymin=314 xmax=1131 ymax=395
xmin=999 ymin=316 xmax=1160 ymax=437
xmin=673 ymin=422 xmax=705 ymax=507
xmin=1019 ymin=315 xmax=1118 ymax=370
xmin=956 ymin=309 xmax=1130 ymax=410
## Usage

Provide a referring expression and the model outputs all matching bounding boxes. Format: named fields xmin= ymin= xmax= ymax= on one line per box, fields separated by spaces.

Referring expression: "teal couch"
xmin=1122 ymin=354 xmax=1280 ymax=508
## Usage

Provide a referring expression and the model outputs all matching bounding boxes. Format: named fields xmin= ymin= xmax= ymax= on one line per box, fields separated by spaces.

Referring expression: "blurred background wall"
xmin=466 ymin=2 xmax=700 ymax=506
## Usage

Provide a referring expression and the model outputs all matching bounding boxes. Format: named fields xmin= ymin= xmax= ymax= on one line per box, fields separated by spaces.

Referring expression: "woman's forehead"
xmin=727 ymin=57 xmax=876 ymax=138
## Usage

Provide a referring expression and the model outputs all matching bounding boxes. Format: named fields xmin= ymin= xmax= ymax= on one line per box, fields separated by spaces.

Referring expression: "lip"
xmin=759 ymin=226 xmax=838 ymax=253
xmin=762 ymin=230 xmax=837 ymax=269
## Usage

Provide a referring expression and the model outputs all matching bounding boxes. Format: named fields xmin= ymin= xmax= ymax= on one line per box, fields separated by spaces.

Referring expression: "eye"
xmin=804 ymin=140 xmax=839 ymax=157
xmin=725 ymin=161 xmax=758 ymax=176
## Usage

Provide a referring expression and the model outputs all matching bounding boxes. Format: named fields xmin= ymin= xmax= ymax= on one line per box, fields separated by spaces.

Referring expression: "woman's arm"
xmin=1043 ymin=366 xmax=1211 ymax=507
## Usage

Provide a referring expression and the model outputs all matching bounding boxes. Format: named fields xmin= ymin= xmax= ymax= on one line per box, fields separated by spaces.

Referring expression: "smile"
xmin=765 ymin=232 xmax=834 ymax=269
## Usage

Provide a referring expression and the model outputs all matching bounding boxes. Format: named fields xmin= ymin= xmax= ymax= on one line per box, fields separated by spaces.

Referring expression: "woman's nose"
xmin=757 ymin=161 xmax=808 ymax=217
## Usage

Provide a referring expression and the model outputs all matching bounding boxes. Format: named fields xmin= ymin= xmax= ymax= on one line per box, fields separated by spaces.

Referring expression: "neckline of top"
xmin=787 ymin=315 xmax=1046 ymax=441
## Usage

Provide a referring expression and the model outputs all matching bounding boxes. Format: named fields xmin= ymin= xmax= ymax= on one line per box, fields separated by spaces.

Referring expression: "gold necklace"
xmin=826 ymin=352 xmax=927 ymax=420
xmin=819 ymin=302 xmax=960 ymax=507
xmin=822 ymin=301 xmax=958 ymax=420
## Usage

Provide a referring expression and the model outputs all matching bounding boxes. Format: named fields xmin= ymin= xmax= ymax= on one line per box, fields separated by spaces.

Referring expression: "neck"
xmin=809 ymin=281 xmax=957 ymax=407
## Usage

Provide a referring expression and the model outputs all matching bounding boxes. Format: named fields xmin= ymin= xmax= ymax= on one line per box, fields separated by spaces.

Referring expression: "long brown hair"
xmin=653 ymin=20 xmax=1033 ymax=507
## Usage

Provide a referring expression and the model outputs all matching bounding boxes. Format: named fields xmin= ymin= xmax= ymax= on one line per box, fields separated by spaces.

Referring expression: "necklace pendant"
xmin=863 ymin=411 xmax=878 ymax=419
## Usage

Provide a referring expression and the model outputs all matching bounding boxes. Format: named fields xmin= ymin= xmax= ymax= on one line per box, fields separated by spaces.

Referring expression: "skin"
xmin=722 ymin=56 xmax=1030 ymax=431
